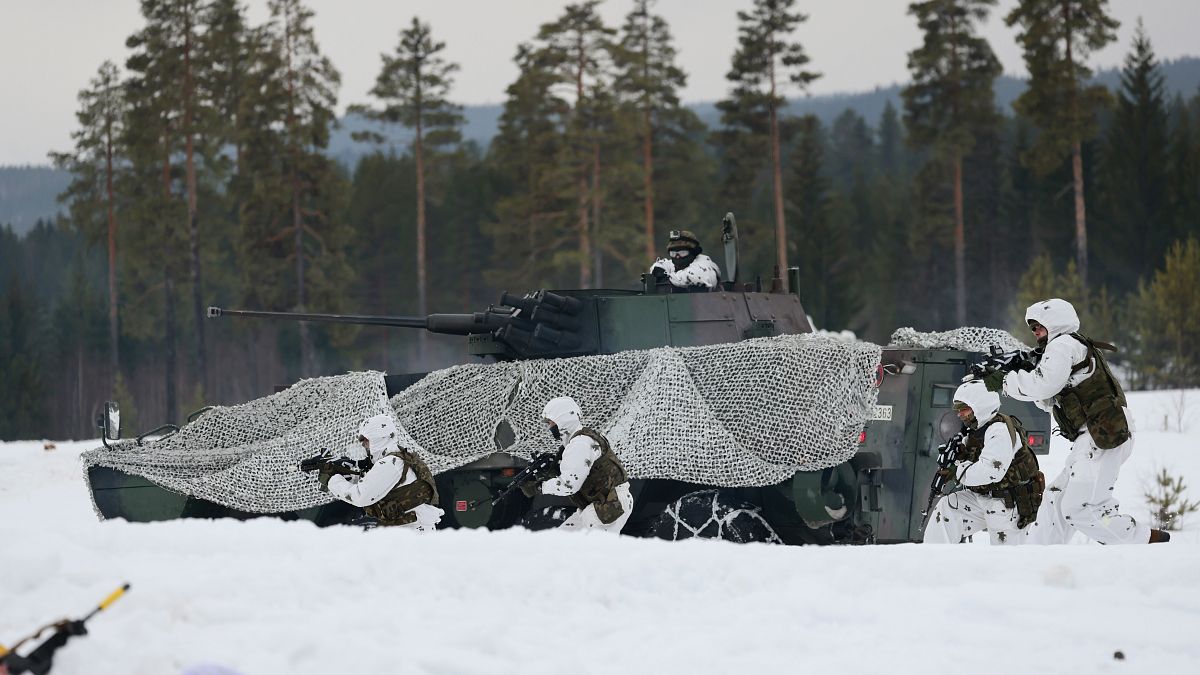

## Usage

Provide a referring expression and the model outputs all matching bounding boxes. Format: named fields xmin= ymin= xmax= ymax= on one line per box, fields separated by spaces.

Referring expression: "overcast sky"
xmin=2 ymin=0 xmax=1197 ymax=166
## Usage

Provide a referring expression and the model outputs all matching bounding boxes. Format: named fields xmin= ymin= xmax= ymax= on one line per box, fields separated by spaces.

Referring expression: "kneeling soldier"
xmin=523 ymin=396 xmax=633 ymax=533
xmin=322 ymin=413 xmax=443 ymax=530
xmin=923 ymin=381 xmax=1045 ymax=545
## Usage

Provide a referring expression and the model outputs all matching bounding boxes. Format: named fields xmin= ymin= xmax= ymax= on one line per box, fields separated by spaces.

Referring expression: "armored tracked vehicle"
xmin=87 ymin=216 xmax=1049 ymax=543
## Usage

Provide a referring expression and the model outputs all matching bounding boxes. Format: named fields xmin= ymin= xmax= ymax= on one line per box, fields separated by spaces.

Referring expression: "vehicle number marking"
xmin=869 ymin=405 xmax=893 ymax=421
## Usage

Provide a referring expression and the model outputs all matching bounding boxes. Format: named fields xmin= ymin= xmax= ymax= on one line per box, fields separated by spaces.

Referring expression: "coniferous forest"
xmin=2 ymin=0 xmax=1199 ymax=440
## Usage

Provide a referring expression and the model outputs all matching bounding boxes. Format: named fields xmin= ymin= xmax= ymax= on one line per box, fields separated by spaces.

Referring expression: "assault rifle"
xmin=471 ymin=452 xmax=560 ymax=509
xmin=1 ymin=583 xmax=129 ymax=675
xmin=919 ymin=431 xmax=966 ymax=532
xmin=962 ymin=345 xmax=1041 ymax=383
xmin=298 ymin=449 xmax=372 ymax=476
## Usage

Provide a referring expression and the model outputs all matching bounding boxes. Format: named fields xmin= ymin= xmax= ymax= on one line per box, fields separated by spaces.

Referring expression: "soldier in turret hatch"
xmin=648 ymin=229 xmax=720 ymax=292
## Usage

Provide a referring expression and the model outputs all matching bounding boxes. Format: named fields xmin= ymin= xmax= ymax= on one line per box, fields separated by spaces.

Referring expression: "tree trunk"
xmin=161 ymin=126 xmax=177 ymax=425
xmin=1063 ymin=1 xmax=1089 ymax=292
xmin=641 ymin=20 xmax=655 ymax=263
xmin=104 ymin=120 xmax=119 ymax=392
xmin=592 ymin=141 xmax=603 ymax=287
xmin=164 ymin=272 xmax=178 ymax=425
xmin=575 ymin=35 xmax=591 ymax=288
xmin=292 ymin=181 xmax=310 ymax=376
xmin=415 ymin=115 xmax=428 ymax=365
xmin=1072 ymin=140 xmax=1088 ymax=287
xmin=643 ymin=108 xmax=655 ymax=262
xmin=284 ymin=8 xmax=312 ymax=375
xmin=769 ymin=58 xmax=789 ymax=291
xmin=954 ymin=153 xmax=966 ymax=325
xmin=183 ymin=7 xmax=207 ymax=398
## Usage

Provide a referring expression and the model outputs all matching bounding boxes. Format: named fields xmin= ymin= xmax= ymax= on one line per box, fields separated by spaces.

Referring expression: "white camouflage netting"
xmin=82 ymin=334 xmax=881 ymax=515
xmin=888 ymin=326 xmax=1031 ymax=354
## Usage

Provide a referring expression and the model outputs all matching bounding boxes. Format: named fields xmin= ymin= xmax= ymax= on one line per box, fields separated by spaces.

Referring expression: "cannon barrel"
xmin=207 ymin=306 xmax=510 ymax=335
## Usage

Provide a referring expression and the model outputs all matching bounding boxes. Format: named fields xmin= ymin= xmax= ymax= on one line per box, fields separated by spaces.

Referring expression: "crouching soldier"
xmin=321 ymin=413 xmax=444 ymax=530
xmin=996 ymin=298 xmax=1169 ymax=544
xmin=522 ymin=396 xmax=633 ymax=533
xmin=923 ymin=381 xmax=1045 ymax=545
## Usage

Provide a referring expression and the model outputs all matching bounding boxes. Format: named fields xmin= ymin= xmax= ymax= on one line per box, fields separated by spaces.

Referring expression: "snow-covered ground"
xmin=2 ymin=391 xmax=1198 ymax=675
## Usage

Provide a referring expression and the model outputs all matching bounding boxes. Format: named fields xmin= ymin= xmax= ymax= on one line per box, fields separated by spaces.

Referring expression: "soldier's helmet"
xmin=358 ymin=413 xmax=399 ymax=460
xmin=667 ymin=230 xmax=702 ymax=254
xmin=952 ymin=380 xmax=1000 ymax=428
xmin=1025 ymin=298 xmax=1080 ymax=342
xmin=542 ymin=396 xmax=583 ymax=434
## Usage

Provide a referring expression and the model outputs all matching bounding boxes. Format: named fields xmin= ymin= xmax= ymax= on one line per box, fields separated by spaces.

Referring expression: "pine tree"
xmin=715 ymin=0 xmax=819 ymax=290
xmin=261 ymin=0 xmax=348 ymax=376
xmin=787 ymin=115 xmax=857 ymax=329
xmin=0 ymin=277 xmax=47 ymax=440
xmin=50 ymin=60 xmax=126 ymax=394
xmin=124 ymin=0 xmax=190 ymax=423
xmin=1096 ymin=20 xmax=1170 ymax=295
xmin=1006 ymin=0 xmax=1119 ymax=288
xmin=486 ymin=43 xmax=573 ymax=289
xmin=352 ymin=16 xmax=463 ymax=352
xmin=1166 ymin=94 xmax=1200 ymax=245
xmin=903 ymin=0 xmax=1002 ymax=325
xmin=178 ymin=0 xmax=212 ymax=398
xmin=860 ymin=102 xmax=914 ymax=341
xmin=1128 ymin=238 xmax=1200 ymax=387
xmin=614 ymin=0 xmax=688 ymax=262
xmin=878 ymin=101 xmax=906 ymax=176
xmin=535 ymin=1 xmax=617 ymax=288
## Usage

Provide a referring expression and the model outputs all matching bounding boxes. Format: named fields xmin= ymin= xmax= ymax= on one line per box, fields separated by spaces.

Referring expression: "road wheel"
xmin=648 ymin=489 xmax=782 ymax=544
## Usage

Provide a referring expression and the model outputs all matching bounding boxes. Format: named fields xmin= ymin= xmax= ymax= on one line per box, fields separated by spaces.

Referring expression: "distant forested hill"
xmin=5 ymin=57 xmax=1198 ymax=236
xmin=0 ymin=166 xmax=69 ymax=234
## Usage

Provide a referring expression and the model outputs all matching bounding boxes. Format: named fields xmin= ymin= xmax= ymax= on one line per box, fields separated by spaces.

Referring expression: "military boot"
xmin=1149 ymin=529 xmax=1171 ymax=543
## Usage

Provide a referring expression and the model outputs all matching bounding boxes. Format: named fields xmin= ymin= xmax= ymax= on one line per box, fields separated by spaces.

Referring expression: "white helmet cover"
xmin=953 ymin=380 xmax=1000 ymax=426
xmin=358 ymin=413 xmax=399 ymax=460
xmin=1025 ymin=298 xmax=1080 ymax=342
xmin=542 ymin=396 xmax=583 ymax=435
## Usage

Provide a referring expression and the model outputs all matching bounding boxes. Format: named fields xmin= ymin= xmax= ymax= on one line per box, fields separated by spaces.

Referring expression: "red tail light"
xmin=455 ymin=500 xmax=468 ymax=512
xmin=858 ymin=430 xmax=867 ymax=444
xmin=1028 ymin=434 xmax=1044 ymax=447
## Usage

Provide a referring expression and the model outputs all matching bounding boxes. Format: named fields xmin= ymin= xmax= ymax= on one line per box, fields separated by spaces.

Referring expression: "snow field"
xmin=1 ymin=390 xmax=1198 ymax=674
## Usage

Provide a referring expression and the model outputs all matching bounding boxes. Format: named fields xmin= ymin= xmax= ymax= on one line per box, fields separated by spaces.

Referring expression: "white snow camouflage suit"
xmin=1003 ymin=299 xmax=1149 ymax=545
xmin=923 ymin=381 xmax=1026 ymax=545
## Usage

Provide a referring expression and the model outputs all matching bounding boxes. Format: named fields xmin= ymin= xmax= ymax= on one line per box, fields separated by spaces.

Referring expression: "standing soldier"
xmin=522 ymin=396 xmax=633 ymax=533
xmin=990 ymin=298 xmax=1170 ymax=544
xmin=924 ymin=380 xmax=1044 ymax=545
xmin=648 ymin=230 xmax=721 ymax=291
xmin=321 ymin=414 xmax=444 ymax=530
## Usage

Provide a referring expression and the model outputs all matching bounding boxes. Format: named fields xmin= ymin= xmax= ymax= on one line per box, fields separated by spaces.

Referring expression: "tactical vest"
xmin=965 ymin=414 xmax=1045 ymax=529
xmin=559 ymin=427 xmax=629 ymax=525
xmin=1051 ymin=333 xmax=1130 ymax=449
xmin=363 ymin=448 xmax=440 ymax=527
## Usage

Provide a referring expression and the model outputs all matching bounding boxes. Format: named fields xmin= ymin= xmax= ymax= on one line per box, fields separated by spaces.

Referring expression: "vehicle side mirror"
xmin=98 ymin=401 xmax=121 ymax=447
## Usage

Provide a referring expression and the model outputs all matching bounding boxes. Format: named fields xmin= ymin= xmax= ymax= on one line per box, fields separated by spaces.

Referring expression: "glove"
xmin=520 ymin=481 xmax=540 ymax=498
xmin=318 ymin=467 xmax=335 ymax=492
xmin=983 ymin=369 xmax=1005 ymax=393
xmin=650 ymin=259 xmax=671 ymax=276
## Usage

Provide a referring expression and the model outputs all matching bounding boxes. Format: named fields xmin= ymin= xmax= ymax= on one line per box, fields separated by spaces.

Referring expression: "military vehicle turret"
xmin=87 ymin=215 xmax=1050 ymax=544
